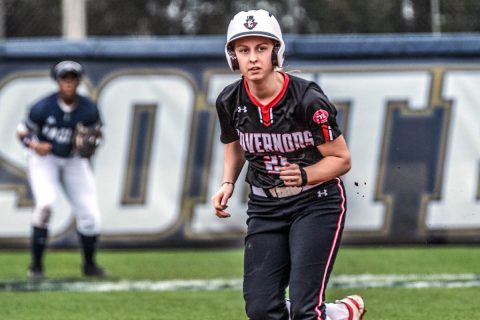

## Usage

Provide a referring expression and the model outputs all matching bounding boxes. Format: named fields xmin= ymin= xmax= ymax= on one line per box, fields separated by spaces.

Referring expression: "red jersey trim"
xmin=243 ymin=72 xmax=290 ymax=127
xmin=322 ymin=124 xmax=334 ymax=142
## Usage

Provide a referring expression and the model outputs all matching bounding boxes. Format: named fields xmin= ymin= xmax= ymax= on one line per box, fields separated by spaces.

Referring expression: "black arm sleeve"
xmin=215 ymin=93 xmax=239 ymax=144
xmin=304 ymin=84 xmax=342 ymax=145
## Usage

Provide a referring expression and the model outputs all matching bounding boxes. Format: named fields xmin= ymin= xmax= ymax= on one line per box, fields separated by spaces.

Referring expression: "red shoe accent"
xmin=336 ymin=295 xmax=366 ymax=320
xmin=346 ymin=297 xmax=361 ymax=312
xmin=341 ymin=301 xmax=354 ymax=320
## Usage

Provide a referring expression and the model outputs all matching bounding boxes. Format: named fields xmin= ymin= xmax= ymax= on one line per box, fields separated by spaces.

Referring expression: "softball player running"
xmin=17 ymin=60 xmax=106 ymax=280
xmin=212 ymin=10 xmax=366 ymax=320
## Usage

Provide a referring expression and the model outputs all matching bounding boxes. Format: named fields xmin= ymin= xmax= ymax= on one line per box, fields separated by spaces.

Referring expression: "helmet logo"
xmin=244 ymin=16 xmax=257 ymax=30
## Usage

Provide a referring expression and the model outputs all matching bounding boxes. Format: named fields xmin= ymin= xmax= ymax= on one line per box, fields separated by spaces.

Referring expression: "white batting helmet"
xmin=225 ymin=9 xmax=285 ymax=71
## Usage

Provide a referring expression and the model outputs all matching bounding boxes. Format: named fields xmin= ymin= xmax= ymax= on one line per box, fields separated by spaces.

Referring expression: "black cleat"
xmin=83 ymin=264 xmax=107 ymax=277
xmin=27 ymin=266 xmax=44 ymax=281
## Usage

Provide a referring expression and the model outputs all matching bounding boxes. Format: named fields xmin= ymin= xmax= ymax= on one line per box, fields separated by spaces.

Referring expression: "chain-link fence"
xmin=2 ymin=0 xmax=480 ymax=38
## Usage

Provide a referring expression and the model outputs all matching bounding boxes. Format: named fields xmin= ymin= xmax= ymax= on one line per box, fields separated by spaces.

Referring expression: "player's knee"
xmin=32 ymin=205 xmax=53 ymax=228
xmin=77 ymin=213 xmax=101 ymax=235
xmin=245 ymin=302 xmax=269 ymax=320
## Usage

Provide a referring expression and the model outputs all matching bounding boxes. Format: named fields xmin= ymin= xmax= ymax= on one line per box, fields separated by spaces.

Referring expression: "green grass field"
xmin=0 ymin=246 xmax=479 ymax=319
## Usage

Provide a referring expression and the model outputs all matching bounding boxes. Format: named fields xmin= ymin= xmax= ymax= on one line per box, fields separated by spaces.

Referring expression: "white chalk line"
xmin=1 ymin=273 xmax=479 ymax=292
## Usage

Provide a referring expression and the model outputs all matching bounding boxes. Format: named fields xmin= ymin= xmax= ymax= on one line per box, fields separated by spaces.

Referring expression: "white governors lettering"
xmin=238 ymin=130 xmax=314 ymax=153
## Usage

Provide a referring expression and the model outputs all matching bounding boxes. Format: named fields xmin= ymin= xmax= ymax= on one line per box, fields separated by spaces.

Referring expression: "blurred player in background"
xmin=17 ymin=60 xmax=106 ymax=280
xmin=212 ymin=9 xmax=366 ymax=320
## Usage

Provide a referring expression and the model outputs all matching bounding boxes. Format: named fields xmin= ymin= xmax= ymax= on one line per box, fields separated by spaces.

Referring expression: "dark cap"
xmin=51 ymin=60 xmax=84 ymax=80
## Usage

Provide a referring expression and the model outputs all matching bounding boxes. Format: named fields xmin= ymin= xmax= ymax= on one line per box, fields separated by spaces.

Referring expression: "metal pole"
xmin=62 ymin=0 xmax=86 ymax=39
xmin=430 ymin=0 xmax=441 ymax=35
xmin=0 ymin=0 xmax=5 ymax=38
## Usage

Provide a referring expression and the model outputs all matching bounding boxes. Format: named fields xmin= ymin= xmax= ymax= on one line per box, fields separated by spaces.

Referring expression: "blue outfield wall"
xmin=0 ymin=33 xmax=479 ymax=247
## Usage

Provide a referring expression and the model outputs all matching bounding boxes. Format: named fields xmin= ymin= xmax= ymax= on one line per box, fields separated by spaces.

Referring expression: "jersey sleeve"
xmin=81 ymin=97 xmax=102 ymax=127
xmin=215 ymin=90 xmax=239 ymax=144
xmin=24 ymin=103 xmax=44 ymax=134
xmin=304 ymin=84 xmax=343 ymax=146
xmin=88 ymin=105 xmax=102 ymax=127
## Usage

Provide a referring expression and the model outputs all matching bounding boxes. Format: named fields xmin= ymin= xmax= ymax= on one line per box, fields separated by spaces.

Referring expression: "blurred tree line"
xmin=3 ymin=0 xmax=480 ymax=37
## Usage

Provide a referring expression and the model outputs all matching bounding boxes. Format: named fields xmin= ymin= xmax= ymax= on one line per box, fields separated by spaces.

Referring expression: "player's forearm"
xmin=304 ymin=154 xmax=351 ymax=185
xmin=17 ymin=122 xmax=34 ymax=148
xmin=303 ymin=135 xmax=352 ymax=185
xmin=17 ymin=132 xmax=36 ymax=148
xmin=17 ymin=130 xmax=52 ymax=155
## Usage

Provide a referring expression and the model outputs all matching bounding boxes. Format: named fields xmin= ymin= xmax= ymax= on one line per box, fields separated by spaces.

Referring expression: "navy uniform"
xmin=26 ymin=93 xmax=101 ymax=157
xmin=17 ymin=60 xmax=106 ymax=279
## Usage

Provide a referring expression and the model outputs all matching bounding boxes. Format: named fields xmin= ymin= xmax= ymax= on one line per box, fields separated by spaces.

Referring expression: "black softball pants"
xmin=243 ymin=178 xmax=347 ymax=320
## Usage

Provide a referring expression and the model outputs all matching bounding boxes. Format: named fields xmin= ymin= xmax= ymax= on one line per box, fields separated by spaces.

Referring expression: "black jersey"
xmin=24 ymin=93 xmax=102 ymax=158
xmin=216 ymin=73 xmax=342 ymax=188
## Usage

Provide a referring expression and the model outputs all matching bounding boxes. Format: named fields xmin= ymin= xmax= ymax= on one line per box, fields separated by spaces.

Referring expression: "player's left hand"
xmin=279 ymin=162 xmax=302 ymax=187
xmin=31 ymin=141 xmax=53 ymax=156
xmin=72 ymin=124 xmax=102 ymax=158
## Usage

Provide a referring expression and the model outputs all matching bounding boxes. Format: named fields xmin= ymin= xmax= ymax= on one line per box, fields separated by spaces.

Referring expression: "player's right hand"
xmin=212 ymin=184 xmax=234 ymax=218
xmin=31 ymin=141 xmax=52 ymax=156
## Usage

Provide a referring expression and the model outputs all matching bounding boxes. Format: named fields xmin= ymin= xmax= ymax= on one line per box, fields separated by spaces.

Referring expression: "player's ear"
xmin=227 ymin=43 xmax=239 ymax=70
